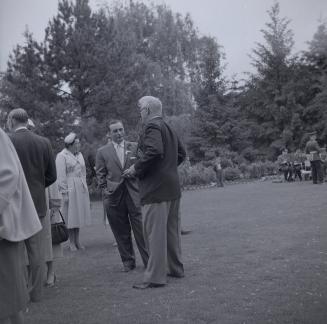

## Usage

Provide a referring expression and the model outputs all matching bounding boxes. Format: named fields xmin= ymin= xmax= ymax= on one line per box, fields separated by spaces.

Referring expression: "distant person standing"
xmin=0 ymin=126 xmax=42 ymax=324
xmin=305 ymin=131 xmax=323 ymax=184
xmin=56 ymin=133 xmax=91 ymax=251
xmin=123 ymin=96 xmax=186 ymax=289
xmin=277 ymin=148 xmax=292 ymax=182
xmin=7 ymin=108 xmax=57 ymax=303
xmin=213 ymin=156 xmax=224 ymax=187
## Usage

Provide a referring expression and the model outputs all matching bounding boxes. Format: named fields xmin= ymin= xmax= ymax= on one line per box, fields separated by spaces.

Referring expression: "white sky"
xmin=1 ymin=0 xmax=327 ymax=78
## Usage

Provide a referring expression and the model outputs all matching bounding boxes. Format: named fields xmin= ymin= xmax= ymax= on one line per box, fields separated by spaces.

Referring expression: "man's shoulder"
xmin=11 ymin=129 xmax=49 ymax=146
xmin=145 ymin=118 xmax=163 ymax=129
xmin=33 ymin=132 xmax=51 ymax=144
xmin=10 ymin=129 xmax=29 ymax=140
xmin=30 ymin=133 xmax=53 ymax=152
xmin=97 ymin=142 xmax=113 ymax=154
xmin=145 ymin=118 xmax=180 ymax=142
xmin=142 ymin=119 xmax=164 ymax=139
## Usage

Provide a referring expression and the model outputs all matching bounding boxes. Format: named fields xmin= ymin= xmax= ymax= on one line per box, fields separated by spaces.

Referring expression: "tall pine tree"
xmin=241 ymin=2 xmax=296 ymax=158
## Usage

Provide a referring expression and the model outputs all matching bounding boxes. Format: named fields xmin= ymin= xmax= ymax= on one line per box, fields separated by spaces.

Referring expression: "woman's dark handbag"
xmin=51 ymin=210 xmax=69 ymax=245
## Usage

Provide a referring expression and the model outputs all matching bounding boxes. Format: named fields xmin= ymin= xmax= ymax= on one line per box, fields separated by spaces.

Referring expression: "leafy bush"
xmin=223 ymin=167 xmax=241 ymax=181
xmin=242 ymin=161 xmax=278 ymax=179
xmin=89 ymin=156 xmax=279 ymax=197
xmin=178 ymin=159 xmax=278 ymax=186
xmin=178 ymin=161 xmax=216 ymax=187
xmin=241 ymin=147 xmax=259 ymax=162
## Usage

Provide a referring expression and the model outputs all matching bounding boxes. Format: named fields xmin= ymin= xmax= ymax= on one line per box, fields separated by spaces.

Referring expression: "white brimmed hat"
xmin=64 ymin=132 xmax=77 ymax=144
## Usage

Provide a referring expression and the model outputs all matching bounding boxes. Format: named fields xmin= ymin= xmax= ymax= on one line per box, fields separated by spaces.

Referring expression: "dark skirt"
xmin=0 ymin=240 xmax=28 ymax=319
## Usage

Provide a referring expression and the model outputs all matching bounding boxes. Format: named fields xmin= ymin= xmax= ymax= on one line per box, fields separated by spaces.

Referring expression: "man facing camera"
xmin=123 ymin=96 xmax=186 ymax=289
xmin=96 ymin=120 xmax=148 ymax=272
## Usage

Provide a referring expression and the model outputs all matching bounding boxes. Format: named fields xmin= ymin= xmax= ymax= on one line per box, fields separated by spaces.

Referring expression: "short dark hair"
xmin=108 ymin=119 xmax=123 ymax=131
xmin=8 ymin=108 xmax=29 ymax=123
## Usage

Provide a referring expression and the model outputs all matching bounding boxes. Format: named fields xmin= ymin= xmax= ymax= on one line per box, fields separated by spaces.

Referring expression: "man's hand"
xmin=123 ymin=165 xmax=136 ymax=178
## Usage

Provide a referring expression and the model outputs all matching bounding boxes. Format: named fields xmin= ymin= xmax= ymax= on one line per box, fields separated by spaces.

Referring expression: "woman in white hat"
xmin=55 ymin=133 xmax=91 ymax=251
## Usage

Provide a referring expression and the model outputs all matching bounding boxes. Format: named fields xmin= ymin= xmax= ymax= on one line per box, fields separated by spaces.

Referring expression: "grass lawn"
xmin=25 ymin=181 xmax=327 ymax=324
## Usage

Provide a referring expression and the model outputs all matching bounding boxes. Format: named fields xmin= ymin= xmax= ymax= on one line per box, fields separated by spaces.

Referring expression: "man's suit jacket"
xmin=134 ymin=117 xmax=186 ymax=205
xmin=9 ymin=128 xmax=57 ymax=218
xmin=96 ymin=141 xmax=140 ymax=207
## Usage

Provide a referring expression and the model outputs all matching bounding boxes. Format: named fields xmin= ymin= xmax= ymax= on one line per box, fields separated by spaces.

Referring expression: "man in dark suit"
xmin=96 ymin=120 xmax=148 ymax=272
xmin=123 ymin=96 xmax=186 ymax=289
xmin=7 ymin=108 xmax=57 ymax=302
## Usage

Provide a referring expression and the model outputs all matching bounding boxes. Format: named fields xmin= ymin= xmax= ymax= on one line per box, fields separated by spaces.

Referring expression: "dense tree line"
xmin=1 ymin=1 xmax=327 ymax=165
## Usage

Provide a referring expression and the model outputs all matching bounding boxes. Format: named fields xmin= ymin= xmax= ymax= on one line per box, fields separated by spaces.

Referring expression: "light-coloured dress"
xmin=56 ymin=149 xmax=91 ymax=229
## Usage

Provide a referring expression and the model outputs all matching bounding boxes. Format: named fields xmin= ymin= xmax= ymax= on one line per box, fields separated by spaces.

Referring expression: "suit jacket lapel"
xmin=109 ymin=142 xmax=123 ymax=170
xmin=123 ymin=142 xmax=127 ymax=169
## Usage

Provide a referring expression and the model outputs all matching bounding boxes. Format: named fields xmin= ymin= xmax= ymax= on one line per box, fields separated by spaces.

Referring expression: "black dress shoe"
xmin=133 ymin=282 xmax=165 ymax=289
xmin=123 ymin=264 xmax=136 ymax=272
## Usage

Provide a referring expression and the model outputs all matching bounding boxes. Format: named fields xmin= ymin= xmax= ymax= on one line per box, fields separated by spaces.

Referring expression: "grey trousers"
xmin=105 ymin=191 xmax=148 ymax=268
xmin=24 ymin=216 xmax=46 ymax=302
xmin=142 ymin=199 xmax=184 ymax=285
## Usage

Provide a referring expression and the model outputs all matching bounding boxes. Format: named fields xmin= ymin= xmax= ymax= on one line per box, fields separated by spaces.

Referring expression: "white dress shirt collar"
xmin=15 ymin=126 xmax=28 ymax=132
xmin=113 ymin=140 xmax=125 ymax=149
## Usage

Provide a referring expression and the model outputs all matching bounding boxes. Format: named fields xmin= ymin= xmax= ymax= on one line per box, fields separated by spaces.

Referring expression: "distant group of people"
xmin=277 ymin=131 xmax=327 ymax=184
xmin=0 ymin=96 xmax=186 ymax=323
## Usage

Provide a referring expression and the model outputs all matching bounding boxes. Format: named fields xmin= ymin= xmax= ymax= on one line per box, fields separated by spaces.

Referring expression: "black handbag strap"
xmin=57 ymin=210 xmax=66 ymax=224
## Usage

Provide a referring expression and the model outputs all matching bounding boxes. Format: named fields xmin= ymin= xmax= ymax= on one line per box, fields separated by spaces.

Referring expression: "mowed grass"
xmin=25 ymin=181 xmax=327 ymax=324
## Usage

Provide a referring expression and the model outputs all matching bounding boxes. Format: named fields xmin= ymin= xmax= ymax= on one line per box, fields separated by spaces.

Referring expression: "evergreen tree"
xmin=302 ymin=22 xmax=327 ymax=144
xmin=1 ymin=0 xmax=199 ymax=145
xmin=241 ymin=2 xmax=296 ymax=158
xmin=188 ymin=36 xmax=228 ymax=161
